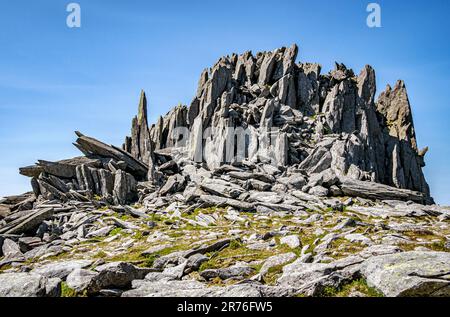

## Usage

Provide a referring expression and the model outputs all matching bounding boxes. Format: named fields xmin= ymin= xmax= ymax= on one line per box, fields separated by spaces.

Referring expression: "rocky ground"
xmin=1 ymin=44 xmax=449 ymax=297
xmin=1 ymin=184 xmax=449 ymax=297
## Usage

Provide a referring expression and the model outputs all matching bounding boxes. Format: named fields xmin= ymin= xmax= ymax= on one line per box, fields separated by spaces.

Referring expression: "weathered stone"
xmin=162 ymin=260 xmax=188 ymax=279
xmin=200 ymin=265 xmax=254 ymax=280
xmin=20 ymin=157 xmax=101 ymax=178
xmin=185 ymin=253 xmax=209 ymax=272
xmin=280 ymin=235 xmax=301 ymax=249
xmin=88 ymin=262 xmax=153 ymax=294
xmin=360 ymin=251 xmax=450 ymax=297
xmin=1 ymin=238 xmax=23 ymax=259
xmin=0 ymin=273 xmax=60 ymax=297
xmin=159 ymin=174 xmax=186 ymax=196
xmin=66 ymin=269 xmax=99 ymax=293
xmin=200 ymin=178 xmax=244 ymax=199
xmin=259 ymin=252 xmax=297 ymax=277
xmin=31 ymin=260 xmax=93 ymax=279
xmin=278 ymin=256 xmax=364 ymax=296
xmin=0 ymin=208 xmax=55 ymax=235
xmin=75 ymin=132 xmax=148 ymax=179
xmin=338 ymin=177 xmax=429 ymax=204
xmin=113 ymin=170 xmax=137 ymax=205
xmin=309 ymin=186 xmax=329 ymax=197
xmin=199 ymin=195 xmax=254 ymax=211
xmin=248 ymin=191 xmax=283 ymax=204
xmin=185 ymin=238 xmax=232 ymax=258
xmin=86 ymin=225 xmax=115 ymax=238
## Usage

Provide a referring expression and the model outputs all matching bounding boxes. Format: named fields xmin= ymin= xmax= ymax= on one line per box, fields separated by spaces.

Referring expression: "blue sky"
xmin=0 ymin=0 xmax=449 ymax=204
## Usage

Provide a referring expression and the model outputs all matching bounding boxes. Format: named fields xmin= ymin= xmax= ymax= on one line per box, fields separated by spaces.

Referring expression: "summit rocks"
xmin=1 ymin=44 xmax=447 ymax=298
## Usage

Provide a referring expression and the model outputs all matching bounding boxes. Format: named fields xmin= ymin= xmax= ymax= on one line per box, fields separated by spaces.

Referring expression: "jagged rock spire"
xmin=377 ymin=80 xmax=418 ymax=151
xmin=124 ymin=90 xmax=152 ymax=165
xmin=137 ymin=89 xmax=148 ymax=126
xmin=376 ymin=80 xmax=428 ymax=195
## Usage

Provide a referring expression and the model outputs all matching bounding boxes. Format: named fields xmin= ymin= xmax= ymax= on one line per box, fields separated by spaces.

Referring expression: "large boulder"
xmin=87 ymin=262 xmax=153 ymax=294
xmin=360 ymin=251 xmax=450 ymax=297
xmin=0 ymin=273 xmax=61 ymax=297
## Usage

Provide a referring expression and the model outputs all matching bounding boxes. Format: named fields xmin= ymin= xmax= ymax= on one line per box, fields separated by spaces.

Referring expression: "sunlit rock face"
xmin=123 ymin=44 xmax=432 ymax=202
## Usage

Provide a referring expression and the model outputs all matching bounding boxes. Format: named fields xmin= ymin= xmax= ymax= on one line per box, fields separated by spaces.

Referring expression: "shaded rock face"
xmin=121 ymin=44 xmax=432 ymax=201
xmin=376 ymin=81 xmax=429 ymax=195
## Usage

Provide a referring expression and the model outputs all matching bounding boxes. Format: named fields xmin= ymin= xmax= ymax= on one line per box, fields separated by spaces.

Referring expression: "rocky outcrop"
xmin=118 ymin=44 xmax=432 ymax=203
xmin=0 ymin=44 xmax=445 ymax=298
xmin=15 ymin=43 xmax=433 ymax=208
xmin=18 ymin=131 xmax=142 ymax=205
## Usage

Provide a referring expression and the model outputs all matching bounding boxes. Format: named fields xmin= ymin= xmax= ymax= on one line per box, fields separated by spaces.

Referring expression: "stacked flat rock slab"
xmin=19 ymin=131 xmax=143 ymax=205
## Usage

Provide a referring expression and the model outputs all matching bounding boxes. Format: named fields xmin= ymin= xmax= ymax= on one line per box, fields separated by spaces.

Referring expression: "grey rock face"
xmin=159 ymin=174 xmax=185 ymax=196
xmin=200 ymin=178 xmax=244 ymax=199
xmin=1 ymin=238 xmax=23 ymax=259
xmin=113 ymin=170 xmax=137 ymax=205
xmin=0 ymin=208 xmax=55 ymax=235
xmin=87 ymin=262 xmax=152 ymax=294
xmin=277 ymin=256 xmax=364 ymax=296
xmin=200 ymin=265 xmax=254 ymax=281
xmin=66 ymin=269 xmax=99 ymax=293
xmin=338 ymin=177 xmax=430 ymax=204
xmin=259 ymin=252 xmax=297 ymax=277
xmin=360 ymin=251 xmax=450 ymax=297
xmin=280 ymin=235 xmax=301 ymax=249
xmin=31 ymin=260 xmax=93 ymax=279
xmin=0 ymin=273 xmax=60 ymax=297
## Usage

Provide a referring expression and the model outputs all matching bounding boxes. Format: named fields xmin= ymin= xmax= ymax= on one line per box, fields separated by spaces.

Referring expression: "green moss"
xmin=93 ymin=251 xmax=108 ymax=259
xmin=276 ymin=243 xmax=302 ymax=256
xmin=181 ymin=223 xmax=212 ymax=232
xmin=199 ymin=241 xmax=274 ymax=272
xmin=107 ymin=243 xmax=191 ymax=268
xmin=263 ymin=262 xmax=294 ymax=286
xmin=229 ymin=240 xmax=244 ymax=250
xmin=151 ymin=213 xmax=163 ymax=222
xmin=397 ymin=243 xmax=416 ymax=252
xmin=109 ymin=227 xmax=123 ymax=236
xmin=107 ymin=245 xmax=152 ymax=264
xmin=192 ymin=207 xmax=221 ymax=216
xmin=319 ymin=278 xmax=383 ymax=297
xmin=428 ymin=241 xmax=448 ymax=252
xmin=329 ymin=238 xmax=364 ymax=258
xmin=0 ymin=264 xmax=12 ymax=272
xmin=40 ymin=251 xmax=70 ymax=262
xmin=199 ymin=261 xmax=215 ymax=272
xmin=133 ymin=231 xmax=146 ymax=241
xmin=61 ymin=282 xmax=78 ymax=297
xmin=120 ymin=214 xmax=133 ymax=221
xmin=399 ymin=239 xmax=447 ymax=252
